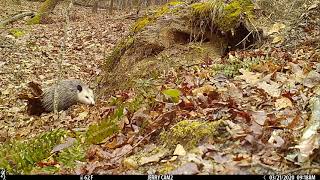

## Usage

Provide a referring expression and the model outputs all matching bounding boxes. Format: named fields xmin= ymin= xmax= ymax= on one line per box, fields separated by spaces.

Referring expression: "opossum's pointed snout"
xmin=91 ymin=100 xmax=95 ymax=106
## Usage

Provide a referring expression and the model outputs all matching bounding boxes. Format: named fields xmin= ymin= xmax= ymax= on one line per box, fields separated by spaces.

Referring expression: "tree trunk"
xmin=27 ymin=0 xmax=60 ymax=24
xmin=109 ymin=0 xmax=114 ymax=14
xmin=92 ymin=0 xmax=99 ymax=13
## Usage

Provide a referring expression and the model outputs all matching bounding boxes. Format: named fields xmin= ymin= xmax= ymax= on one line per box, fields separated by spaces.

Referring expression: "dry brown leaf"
xmin=168 ymin=162 xmax=199 ymax=175
xmin=192 ymin=84 xmax=215 ymax=96
xmin=303 ymin=70 xmax=320 ymax=88
xmin=251 ymin=111 xmax=267 ymax=125
xmin=173 ymin=144 xmax=186 ymax=156
xmin=271 ymin=36 xmax=284 ymax=44
xmin=139 ymin=150 xmax=167 ymax=165
xmin=294 ymin=97 xmax=320 ymax=162
xmin=267 ymin=23 xmax=286 ymax=35
xmin=123 ymin=157 xmax=139 ymax=169
xmin=275 ymin=97 xmax=293 ymax=110
xmin=257 ymin=81 xmax=281 ymax=98
xmin=236 ymin=69 xmax=261 ymax=85
xmin=250 ymin=121 xmax=262 ymax=135
xmin=268 ymin=130 xmax=285 ymax=148
xmin=77 ymin=111 xmax=88 ymax=120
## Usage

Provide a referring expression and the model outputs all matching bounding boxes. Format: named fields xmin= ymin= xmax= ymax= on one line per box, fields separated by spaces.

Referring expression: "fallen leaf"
xmin=257 ymin=81 xmax=281 ymax=97
xmin=290 ymin=63 xmax=305 ymax=83
xmin=192 ymin=84 xmax=215 ymax=96
xmin=303 ymin=70 xmax=320 ymax=88
xmin=173 ymin=144 xmax=186 ymax=156
xmin=168 ymin=162 xmax=199 ymax=175
xmin=251 ymin=111 xmax=267 ymax=125
xmin=250 ymin=121 xmax=262 ymax=135
xmin=123 ymin=157 xmax=139 ymax=169
xmin=236 ymin=69 xmax=261 ymax=85
xmin=139 ymin=150 xmax=167 ymax=165
xmin=51 ymin=137 xmax=76 ymax=153
xmin=294 ymin=97 xmax=320 ymax=162
xmin=272 ymin=36 xmax=284 ymax=44
xmin=77 ymin=111 xmax=88 ymax=120
xmin=163 ymin=89 xmax=181 ymax=103
xmin=268 ymin=23 xmax=286 ymax=35
xmin=275 ymin=97 xmax=293 ymax=110
xmin=268 ymin=130 xmax=285 ymax=148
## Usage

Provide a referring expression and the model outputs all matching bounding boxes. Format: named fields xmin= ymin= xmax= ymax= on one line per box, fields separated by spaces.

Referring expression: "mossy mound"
xmin=160 ymin=120 xmax=227 ymax=149
xmin=99 ymin=0 xmax=263 ymax=94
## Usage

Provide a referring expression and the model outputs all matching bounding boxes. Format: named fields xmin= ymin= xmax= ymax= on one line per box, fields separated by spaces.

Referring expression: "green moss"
xmin=159 ymin=162 xmax=177 ymax=174
xmin=191 ymin=0 xmax=224 ymax=17
xmin=191 ymin=0 xmax=254 ymax=32
xmin=27 ymin=14 xmax=41 ymax=25
xmin=9 ymin=28 xmax=25 ymax=38
xmin=154 ymin=1 xmax=183 ymax=17
xmin=160 ymin=120 xmax=225 ymax=149
xmin=132 ymin=18 xmax=151 ymax=33
xmin=130 ymin=1 xmax=184 ymax=34
xmin=217 ymin=0 xmax=254 ymax=31
xmin=104 ymin=36 xmax=135 ymax=71
xmin=27 ymin=0 xmax=59 ymax=25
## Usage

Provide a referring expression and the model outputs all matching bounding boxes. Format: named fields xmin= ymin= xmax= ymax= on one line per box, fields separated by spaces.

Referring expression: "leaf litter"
xmin=1 ymin=0 xmax=320 ymax=175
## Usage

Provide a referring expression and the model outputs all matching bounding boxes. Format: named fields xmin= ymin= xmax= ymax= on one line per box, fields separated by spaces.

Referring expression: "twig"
xmin=283 ymin=166 xmax=320 ymax=174
xmin=255 ymin=162 xmax=281 ymax=173
xmin=53 ymin=1 xmax=72 ymax=119
xmin=235 ymin=30 xmax=253 ymax=47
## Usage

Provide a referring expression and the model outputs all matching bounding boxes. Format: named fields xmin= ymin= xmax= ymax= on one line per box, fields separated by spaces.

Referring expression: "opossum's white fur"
xmin=77 ymin=86 xmax=95 ymax=105
xmin=41 ymin=79 xmax=95 ymax=112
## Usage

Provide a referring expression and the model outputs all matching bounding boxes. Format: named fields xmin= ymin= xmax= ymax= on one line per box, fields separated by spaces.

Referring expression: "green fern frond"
xmin=0 ymin=129 xmax=67 ymax=174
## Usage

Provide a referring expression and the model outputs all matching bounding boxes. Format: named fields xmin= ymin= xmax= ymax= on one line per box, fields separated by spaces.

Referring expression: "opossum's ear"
xmin=77 ymin=85 xmax=83 ymax=92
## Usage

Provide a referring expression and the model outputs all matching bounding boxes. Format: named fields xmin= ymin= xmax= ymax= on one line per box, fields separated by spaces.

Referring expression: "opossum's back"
xmin=41 ymin=80 xmax=81 ymax=112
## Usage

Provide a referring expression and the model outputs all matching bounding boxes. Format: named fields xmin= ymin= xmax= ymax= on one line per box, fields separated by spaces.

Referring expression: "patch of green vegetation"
xmin=30 ymin=136 xmax=87 ymax=174
xmin=27 ymin=0 xmax=58 ymax=25
xmin=155 ymin=1 xmax=184 ymax=17
xmin=158 ymin=162 xmax=177 ymax=174
xmin=0 ymin=129 xmax=67 ymax=174
xmin=160 ymin=120 xmax=225 ymax=149
xmin=31 ymin=165 xmax=60 ymax=174
xmin=217 ymin=0 xmax=254 ymax=31
xmin=191 ymin=0 xmax=254 ymax=32
xmin=56 ymin=139 xmax=86 ymax=168
xmin=27 ymin=14 xmax=41 ymax=25
xmin=9 ymin=28 xmax=25 ymax=38
xmin=132 ymin=17 xmax=151 ymax=33
xmin=86 ymin=108 xmax=122 ymax=144
xmin=191 ymin=0 xmax=224 ymax=17
xmin=104 ymin=35 xmax=135 ymax=71
xmin=86 ymin=91 xmax=152 ymax=144
xmin=213 ymin=55 xmax=262 ymax=77
xmin=162 ymin=89 xmax=181 ymax=103
xmin=131 ymin=1 xmax=184 ymax=34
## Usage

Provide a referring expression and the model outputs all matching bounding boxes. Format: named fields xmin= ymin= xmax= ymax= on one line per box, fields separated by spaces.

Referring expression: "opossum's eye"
xmin=77 ymin=85 xmax=83 ymax=92
xmin=85 ymin=96 xmax=89 ymax=99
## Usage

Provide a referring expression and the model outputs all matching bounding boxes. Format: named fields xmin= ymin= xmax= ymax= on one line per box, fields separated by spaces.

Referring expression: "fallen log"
xmin=1 ymin=11 xmax=35 ymax=26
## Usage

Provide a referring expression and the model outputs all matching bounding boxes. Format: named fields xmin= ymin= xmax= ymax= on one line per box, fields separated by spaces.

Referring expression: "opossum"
xmin=40 ymin=79 xmax=95 ymax=112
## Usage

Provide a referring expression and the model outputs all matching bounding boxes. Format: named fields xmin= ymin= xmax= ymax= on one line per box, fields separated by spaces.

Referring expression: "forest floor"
xmin=0 ymin=0 xmax=134 ymax=140
xmin=1 ymin=0 xmax=320 ymax=175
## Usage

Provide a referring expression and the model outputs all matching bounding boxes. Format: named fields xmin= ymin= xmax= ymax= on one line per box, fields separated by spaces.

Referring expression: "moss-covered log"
xmin=27 ymin=0 xmax=61 ymax=24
